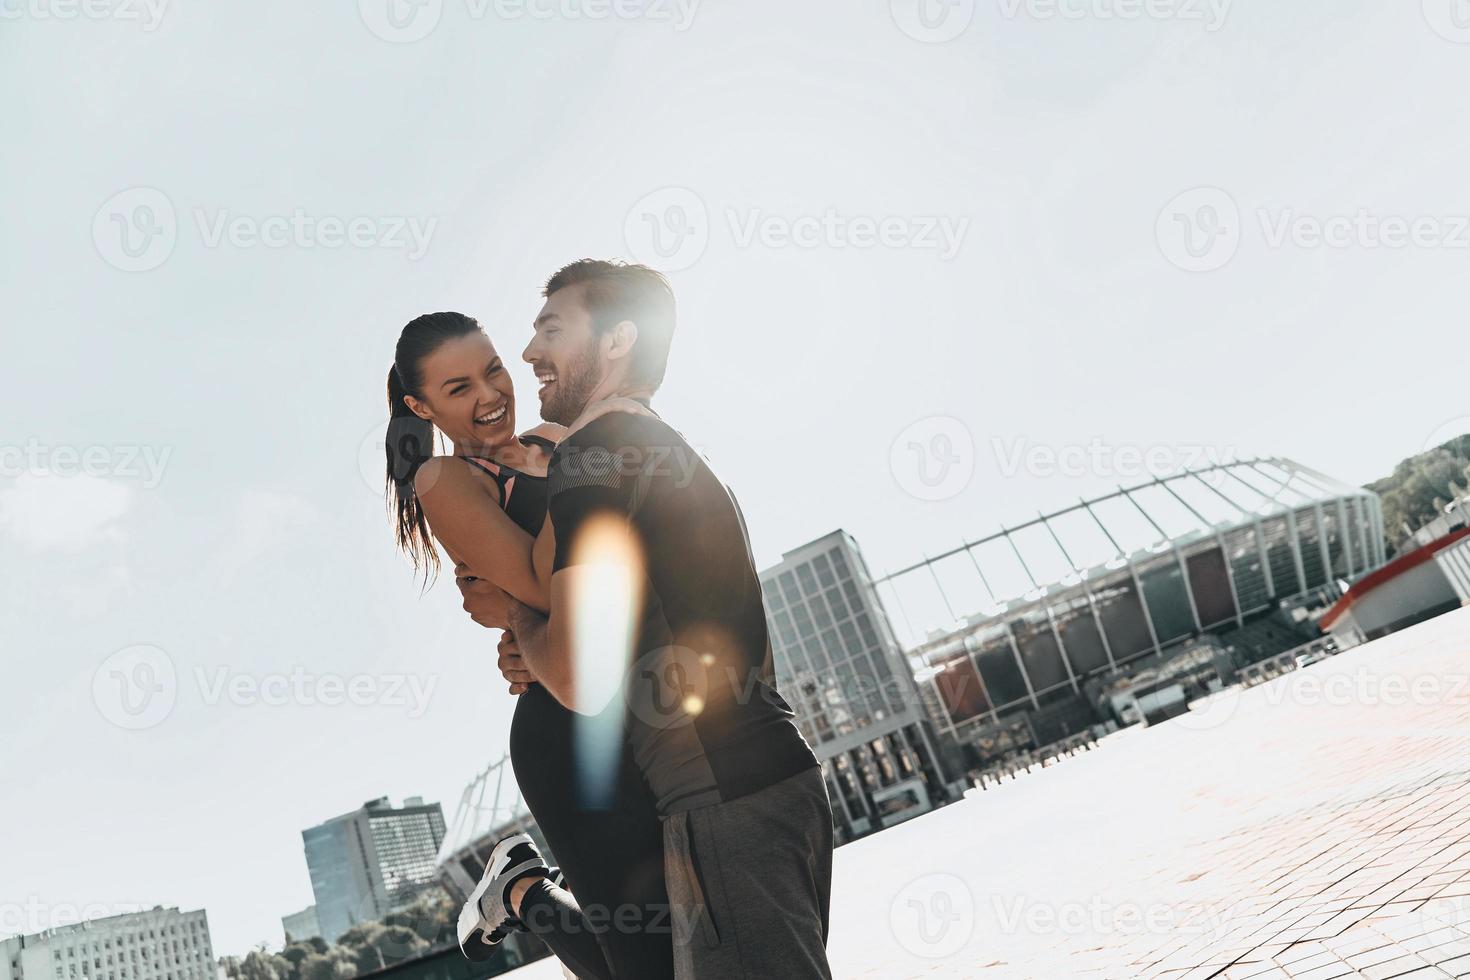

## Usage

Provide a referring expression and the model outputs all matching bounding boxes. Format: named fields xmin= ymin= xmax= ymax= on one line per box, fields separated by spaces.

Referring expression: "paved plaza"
xmin=511 ymin=607 xmax=1470 ymax=979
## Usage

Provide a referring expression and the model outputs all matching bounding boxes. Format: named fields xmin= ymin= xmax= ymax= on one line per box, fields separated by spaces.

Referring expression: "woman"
xmin=384 ymin=312 xmax=673 ymax=980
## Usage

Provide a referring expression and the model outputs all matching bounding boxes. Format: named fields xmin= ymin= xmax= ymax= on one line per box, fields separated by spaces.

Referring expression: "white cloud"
xmin=0 ymin=472 xmax=133 ymax=552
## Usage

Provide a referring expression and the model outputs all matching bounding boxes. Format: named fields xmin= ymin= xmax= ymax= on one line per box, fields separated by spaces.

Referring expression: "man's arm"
xmin=460 ymin=567 xmax=632 ymax=716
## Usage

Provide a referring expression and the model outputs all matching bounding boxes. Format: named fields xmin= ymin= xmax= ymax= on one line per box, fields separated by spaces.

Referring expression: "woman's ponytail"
xmin=386 ymin=363 xmax=438 ymax=579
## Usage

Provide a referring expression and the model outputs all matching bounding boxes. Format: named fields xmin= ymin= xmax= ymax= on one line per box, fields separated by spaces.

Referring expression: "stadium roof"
xmin=874 ymin=456 xmax=1377 ymax=649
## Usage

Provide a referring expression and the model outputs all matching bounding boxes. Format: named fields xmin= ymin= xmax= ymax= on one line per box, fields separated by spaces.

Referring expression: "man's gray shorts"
xmin=662 ymin=767 xmax=834 ymax=979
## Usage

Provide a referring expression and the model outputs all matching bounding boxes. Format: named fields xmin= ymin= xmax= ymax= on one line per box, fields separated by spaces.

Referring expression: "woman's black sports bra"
xmin=460 ymin=433 xmax=556 ymax=537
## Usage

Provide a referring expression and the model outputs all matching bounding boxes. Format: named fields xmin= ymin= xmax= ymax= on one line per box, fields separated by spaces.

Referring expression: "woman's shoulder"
xmin=413 ymin=454 xmax=500 ymax=502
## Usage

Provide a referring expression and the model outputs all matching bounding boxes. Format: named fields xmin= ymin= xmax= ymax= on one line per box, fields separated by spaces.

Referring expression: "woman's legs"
xmin=509 ymin=688 xmax=675 ymax=978
xmin=514 ymin=875 xmax=611 ymax=975
xmin=513 ymin=877 xmax=613 ymax=980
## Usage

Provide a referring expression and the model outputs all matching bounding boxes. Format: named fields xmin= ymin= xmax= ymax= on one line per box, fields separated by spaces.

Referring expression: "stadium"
xmin=874 ymin=457 xmax=1386 ymax=765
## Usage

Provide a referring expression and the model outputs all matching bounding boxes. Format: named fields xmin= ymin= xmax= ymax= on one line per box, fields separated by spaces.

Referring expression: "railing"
xmin=1236 ymin=636 xmax=1341 ymax=688
xmin=968 ymin=729 xmax=1102 ymax=791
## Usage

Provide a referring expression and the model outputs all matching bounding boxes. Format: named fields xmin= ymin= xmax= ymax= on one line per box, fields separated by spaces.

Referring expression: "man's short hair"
xmin=544 ymin=259 xmax=676 ymax=391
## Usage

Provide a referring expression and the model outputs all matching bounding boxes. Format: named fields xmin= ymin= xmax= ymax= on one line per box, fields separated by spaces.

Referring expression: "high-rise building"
xmin=760 ymin=530 xmax=952 ymax=842
xmin=302 ymin=796 xmax=446 ymax=942
xmin=0 ymin=907 xmax=212 ymax=980
xmin=278 ymin=907 xmax=319 ymax=946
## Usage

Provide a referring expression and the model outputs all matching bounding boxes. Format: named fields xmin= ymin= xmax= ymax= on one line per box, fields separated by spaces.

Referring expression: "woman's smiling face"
xmin=406 ymin=332 xmax=517 ymax=450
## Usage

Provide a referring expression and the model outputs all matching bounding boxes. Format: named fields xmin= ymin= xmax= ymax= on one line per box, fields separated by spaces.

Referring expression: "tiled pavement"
xmin=510 ymin=607 xmax=1470 ymax=978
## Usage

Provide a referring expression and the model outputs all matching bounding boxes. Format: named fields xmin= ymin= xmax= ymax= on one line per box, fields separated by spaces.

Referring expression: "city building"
xmin=759 ymin=530 xmax=953 ymax=842
xmin=1321 ymin=525 xmax=1470 ymax=644
xmin=278 ymin=907 xmax=318 ymax=946
xmin=1 ymin=907 xmax=212 ymax=980
xmin=874 ymin=457 xmax=1387 ymax=770
xmin=303 ymin=796 xmax=446 ymax=942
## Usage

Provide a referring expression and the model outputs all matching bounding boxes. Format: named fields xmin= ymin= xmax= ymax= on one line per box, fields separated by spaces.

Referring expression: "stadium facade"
xmin=874 ymin=457 xmax=1385 ymax=761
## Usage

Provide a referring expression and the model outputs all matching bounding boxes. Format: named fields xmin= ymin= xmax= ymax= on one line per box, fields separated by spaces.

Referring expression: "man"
xmin=461 ymin=259 xmax=834 ymax=979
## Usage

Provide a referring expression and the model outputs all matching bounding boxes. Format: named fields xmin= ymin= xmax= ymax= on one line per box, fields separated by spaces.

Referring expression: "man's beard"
xmin=541 ymin=339 xmax=603 ymax=425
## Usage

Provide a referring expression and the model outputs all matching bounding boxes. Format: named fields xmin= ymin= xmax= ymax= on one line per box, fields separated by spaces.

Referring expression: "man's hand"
xmin=457 ymin=574 xmax=518 ymax=630
xmin=497 ymin=632 xmax=534 ymax=696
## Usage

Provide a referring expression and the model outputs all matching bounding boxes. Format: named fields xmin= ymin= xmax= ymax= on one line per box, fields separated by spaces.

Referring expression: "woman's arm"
xmin=413 ymin=456 xmax=551 ymax=612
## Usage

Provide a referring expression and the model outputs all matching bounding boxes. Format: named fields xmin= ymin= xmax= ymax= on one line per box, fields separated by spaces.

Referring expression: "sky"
xmin=3 ymin=0 xmax=1470 ymax=959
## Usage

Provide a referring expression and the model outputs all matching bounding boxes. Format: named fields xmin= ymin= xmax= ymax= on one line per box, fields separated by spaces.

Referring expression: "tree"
xmin=1367 ymin=435 xmax=1470 ymax=551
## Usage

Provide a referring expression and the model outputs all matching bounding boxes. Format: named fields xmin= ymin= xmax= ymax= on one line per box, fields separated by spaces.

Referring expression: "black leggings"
xmin=510 ymin=687 xmax=673 ymax=979
xmin=518 ymin=880 xmax=640 ymax=980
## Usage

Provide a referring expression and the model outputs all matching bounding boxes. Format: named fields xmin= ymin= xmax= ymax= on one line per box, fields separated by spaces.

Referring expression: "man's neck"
xmin=566 ymin=386 xmax=657 ymax=437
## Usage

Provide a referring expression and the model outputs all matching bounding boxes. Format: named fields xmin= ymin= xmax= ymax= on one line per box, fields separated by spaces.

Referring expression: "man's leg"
xmin=663 ymin=767 xmax=834 ymax=980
